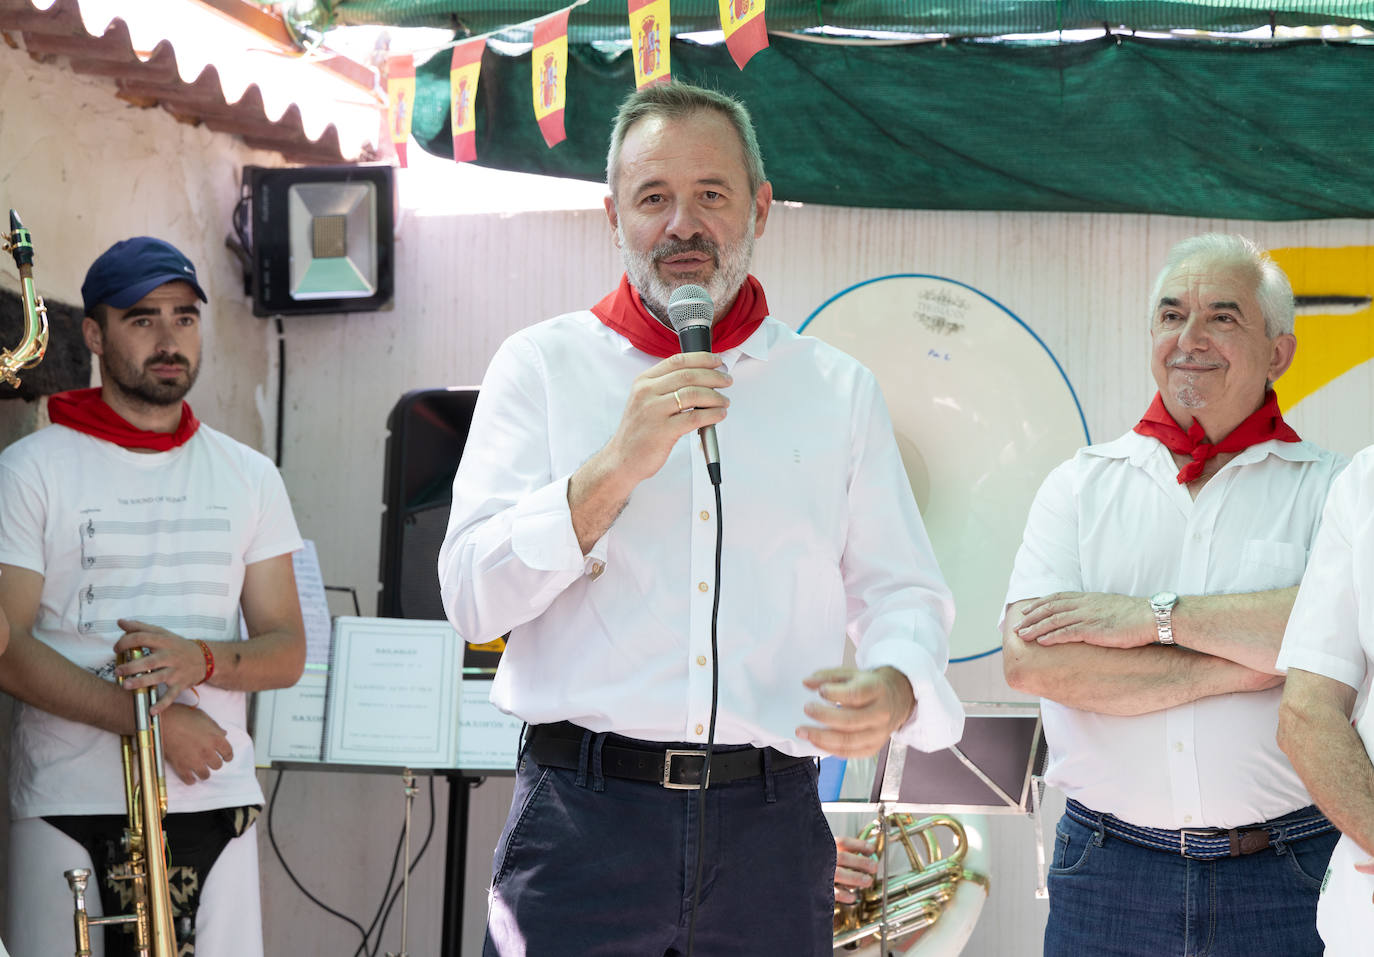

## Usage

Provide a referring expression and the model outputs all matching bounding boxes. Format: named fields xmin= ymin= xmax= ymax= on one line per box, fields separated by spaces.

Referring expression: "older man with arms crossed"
xmin=1002 ymin=234 xmax=1342 ymax=956
xmin=440 ymin=82 xmax=962 ymax=956
xmin=1276 ymin=446 xmax=1374 ymax=954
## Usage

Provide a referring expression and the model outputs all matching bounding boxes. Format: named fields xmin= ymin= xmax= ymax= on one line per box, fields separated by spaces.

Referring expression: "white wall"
xmin=8 ymin=35 xmax=1374 ymax=957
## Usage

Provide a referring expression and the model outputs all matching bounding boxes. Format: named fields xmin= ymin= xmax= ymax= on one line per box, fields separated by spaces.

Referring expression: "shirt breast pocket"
xmin=1237 ymin=540 xmax=1308 ymax=591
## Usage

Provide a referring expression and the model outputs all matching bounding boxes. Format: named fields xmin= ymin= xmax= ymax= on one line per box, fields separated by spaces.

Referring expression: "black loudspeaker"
xmin=378 ymin=387 xmax=480 ymax=621
xmin=244 ymin=164 xmax=394 ymax=316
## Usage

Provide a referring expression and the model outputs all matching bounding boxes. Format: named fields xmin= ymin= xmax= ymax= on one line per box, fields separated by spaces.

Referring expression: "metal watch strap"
xmin=1151 ymin=594 xmax=1177 ymax=645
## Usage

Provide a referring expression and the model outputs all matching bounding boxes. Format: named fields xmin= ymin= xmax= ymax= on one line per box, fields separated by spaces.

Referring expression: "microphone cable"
xmin=685 ymin=477 xmax=723 ymax=957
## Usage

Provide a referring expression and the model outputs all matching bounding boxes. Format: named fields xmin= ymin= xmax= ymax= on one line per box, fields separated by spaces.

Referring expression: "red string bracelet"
xmin=195 ymin=639 xmax=215 ymax=686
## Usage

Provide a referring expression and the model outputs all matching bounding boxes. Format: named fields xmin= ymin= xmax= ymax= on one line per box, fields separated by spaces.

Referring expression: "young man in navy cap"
xmin=0 ymin=237 xmax=306 ymax=957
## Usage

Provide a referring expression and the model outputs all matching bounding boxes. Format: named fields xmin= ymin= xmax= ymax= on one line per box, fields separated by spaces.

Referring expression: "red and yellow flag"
xmin=450 ymin=38 xmax=486 ymax=163
xmin=385 ymin=54 xmax=416 ymax=167
xmin=531 ymin=8 xmax=571 ymax=148
xmin=629 ymin=0 xmax=670 ymax=88
xmin=718 ymin=0 xmax=766 ymax=69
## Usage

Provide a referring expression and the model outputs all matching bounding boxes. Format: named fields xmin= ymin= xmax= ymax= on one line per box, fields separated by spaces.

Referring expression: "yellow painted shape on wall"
xmin=1271 ymin=244 xmax=1374 ymax=409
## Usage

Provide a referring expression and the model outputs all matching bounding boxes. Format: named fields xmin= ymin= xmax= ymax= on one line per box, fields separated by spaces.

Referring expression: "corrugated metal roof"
xmin=0 ymin=0 xmax=386 ymax=165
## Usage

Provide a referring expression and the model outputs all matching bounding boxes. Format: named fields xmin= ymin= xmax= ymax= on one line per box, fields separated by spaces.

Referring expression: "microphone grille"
xmin=667 ymin=284 xmax=714 ymax=332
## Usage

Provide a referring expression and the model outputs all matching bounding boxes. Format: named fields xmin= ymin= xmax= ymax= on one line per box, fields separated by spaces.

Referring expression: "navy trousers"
xmin=483 ymin=732 xmax=836 ymax=957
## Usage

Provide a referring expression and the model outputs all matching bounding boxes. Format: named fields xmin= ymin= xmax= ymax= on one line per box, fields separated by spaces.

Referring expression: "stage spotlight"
xmin=243 ymin=165 xmax=394 ymax=316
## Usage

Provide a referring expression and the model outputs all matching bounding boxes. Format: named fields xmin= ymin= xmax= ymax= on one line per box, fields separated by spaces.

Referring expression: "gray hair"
xmin=1147 ymin=233 xmax=1295 ymax=338
xmin=606 ymin=82 xmax=766 ymax=200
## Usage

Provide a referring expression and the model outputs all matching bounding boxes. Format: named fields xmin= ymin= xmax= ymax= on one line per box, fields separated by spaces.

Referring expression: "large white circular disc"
xmin=801 ymin=275 xmax=1089 ymax=661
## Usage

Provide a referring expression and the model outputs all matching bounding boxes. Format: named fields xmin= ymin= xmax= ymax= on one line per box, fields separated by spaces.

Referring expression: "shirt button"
xmin=699 ymin=510 xmax=710 ymax=521
xmin=1183 ymin=815 xmax=1193 ymax=824
xmin=1173 ymin=741 xmax=1184 ymax=752
xmin=589 ymin=561 xmax=605 ymax=580
xmin=1192 ymin=533 xmax=1203 ymax=543
xmin=698 ymin=582 xmax=709 ymax=592
xmin=694 ymin=724 xmax=704 ymax=735
xmin=696 ymin=655 xmax=707 ymax=666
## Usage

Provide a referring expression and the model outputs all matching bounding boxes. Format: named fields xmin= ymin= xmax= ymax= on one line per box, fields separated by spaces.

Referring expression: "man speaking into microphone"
xmin=439 ymin=82 xmax=961 ymax=956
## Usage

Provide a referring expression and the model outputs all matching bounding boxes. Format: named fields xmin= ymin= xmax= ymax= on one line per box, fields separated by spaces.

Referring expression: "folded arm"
xmin=115 ymin=552 xmax=306 ymax=710
xmin=1278 ymin=669 xmax=1374 ymax=861
xmin=0 ymin=564 xmax=139 ymax=734
xmin=1012 ymin=587 xmax=1297 ymax=674
xmin=1002 ymin=597 xmax=1282 ymax=715
xmin=0 ymin=561 xmax=291 ymax=786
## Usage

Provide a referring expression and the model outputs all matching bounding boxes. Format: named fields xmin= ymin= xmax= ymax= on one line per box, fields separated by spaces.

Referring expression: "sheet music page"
xmin=456 ymin=680 xmax=522 ymax=771
xmin=251 ymin=539 xmax=330 ymax=765
xmin=293 ymin=540 xmax=333 ymax=668
xmin=253 ymin=671 xmax=328 ymax=765
xmin=324 ymin=617 xmax=461 ymax=767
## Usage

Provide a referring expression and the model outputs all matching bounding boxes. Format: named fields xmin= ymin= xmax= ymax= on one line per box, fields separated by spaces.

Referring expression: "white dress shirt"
xmin=1004 ymin=429 xmax=1345 ymax=828
xmin=439 ymin=309 xmax=963 ymax=756
xmin=1278 ymin=446 xmax=1374 ymax=953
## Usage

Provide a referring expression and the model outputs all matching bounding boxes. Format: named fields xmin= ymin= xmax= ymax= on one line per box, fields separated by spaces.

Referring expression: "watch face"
xmin=1151 ymin=591 xmax=1179 ymax=609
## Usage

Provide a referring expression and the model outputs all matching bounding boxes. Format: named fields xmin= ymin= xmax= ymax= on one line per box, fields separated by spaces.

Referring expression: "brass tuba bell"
xmin=833 ymin=814 xmax=986 ymax=954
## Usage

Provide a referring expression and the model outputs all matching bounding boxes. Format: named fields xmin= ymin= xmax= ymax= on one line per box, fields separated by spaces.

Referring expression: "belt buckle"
xmin=1177 ymin=828 xmax=1216 ymax=858
xmin=663 ymin=749 xmax=709 ymax=790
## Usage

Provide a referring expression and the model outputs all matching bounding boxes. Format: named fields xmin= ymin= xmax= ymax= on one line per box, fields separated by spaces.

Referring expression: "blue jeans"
xmin=483 ymin=734 xmax=835 ymax=957
xmin=1045 ymin=808 xmax=1338 ymax=957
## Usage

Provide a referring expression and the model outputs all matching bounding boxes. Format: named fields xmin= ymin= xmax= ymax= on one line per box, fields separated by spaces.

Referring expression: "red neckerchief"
xmin=47 ymin=387 xmax=200 ymax=452
xmin=1133 ymin=389 xmax=1300 ymax=484
xmin=590 ymin=274 xmax=770 ymax=358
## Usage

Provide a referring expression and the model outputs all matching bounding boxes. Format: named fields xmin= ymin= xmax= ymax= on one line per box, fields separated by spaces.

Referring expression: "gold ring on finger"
xmin=674 ymin=389 xmax=684 ymax=412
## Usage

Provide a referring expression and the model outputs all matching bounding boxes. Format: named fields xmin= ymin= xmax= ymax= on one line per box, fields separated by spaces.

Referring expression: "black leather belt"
xmin=526 ymin=721 xmax=812 ymax=790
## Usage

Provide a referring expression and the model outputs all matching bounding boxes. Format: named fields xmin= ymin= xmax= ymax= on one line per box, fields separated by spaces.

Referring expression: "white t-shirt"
xmin=440 ymin=310 xmax=963 ymax=755
xmin=0 ymin=422 xmax=302 ymax=817
xmin=1004 ymin=429 xmax=1345 ymax=828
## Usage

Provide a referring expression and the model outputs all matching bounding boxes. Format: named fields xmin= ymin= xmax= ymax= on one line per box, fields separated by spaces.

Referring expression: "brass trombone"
xmin=833 ymin=814 xmax=983 ymax=952
xmin=64 ymin=648 xmax=177 ymax=957
xmin=1 ymin=208 xmax=49 ymax=387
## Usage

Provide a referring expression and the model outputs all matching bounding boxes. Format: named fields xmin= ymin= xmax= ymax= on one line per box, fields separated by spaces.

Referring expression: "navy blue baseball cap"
xmin=81 ymin=236 xmax=208 ymax=316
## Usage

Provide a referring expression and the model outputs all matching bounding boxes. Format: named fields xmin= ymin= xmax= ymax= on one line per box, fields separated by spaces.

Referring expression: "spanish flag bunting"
xmin=629 ymin=0 xmax=670 ymax=89
xmin=450 ymin=38 xmax=486 ymax=163
xmin=531 ymin=8 xmax=571 ymax=148
xmin=385 ymin=54 xmax=416 ymax=167
xmin=718 ymin=0 xmax=767 ymax=70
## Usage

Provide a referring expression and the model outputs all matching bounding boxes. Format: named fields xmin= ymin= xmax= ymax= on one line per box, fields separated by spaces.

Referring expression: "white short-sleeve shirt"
xmin=1277 ymin=450 xmax=1374 ymax=953
xmin=0 ymin=423 xmax=302 ymax=818
xmin=1005 ymin=429 xmax=1345 ymax=828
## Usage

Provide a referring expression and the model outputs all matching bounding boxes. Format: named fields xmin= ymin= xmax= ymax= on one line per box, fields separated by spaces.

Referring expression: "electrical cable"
xmin=266 ymin=769 xmax=370 ymax=951
xmin=349 ymin=815 xmax=407 ymax=957
xmin=684 ymin=479 xmax=723 ymax=957
xmin=273 ymin=315 xmax=285 ymax=467
xmin=267 ymin=766 xmax=437 ymax=957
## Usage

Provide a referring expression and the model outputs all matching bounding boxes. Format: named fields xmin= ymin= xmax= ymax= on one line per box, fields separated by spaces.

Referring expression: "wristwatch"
xmin=1149 ymin=591 xmax=1179 ymax=646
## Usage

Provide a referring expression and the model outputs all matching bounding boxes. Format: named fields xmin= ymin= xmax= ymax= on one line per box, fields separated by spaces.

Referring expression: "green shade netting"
xmin=333 ymin=0 xmax=1374 ymax=37
xmin=405 ymin=33 xmax=1374 ymax=220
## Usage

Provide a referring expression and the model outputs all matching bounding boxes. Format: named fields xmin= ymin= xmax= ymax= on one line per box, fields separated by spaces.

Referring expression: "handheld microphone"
xmin=666 ymin=284 xmax=721 ymax=485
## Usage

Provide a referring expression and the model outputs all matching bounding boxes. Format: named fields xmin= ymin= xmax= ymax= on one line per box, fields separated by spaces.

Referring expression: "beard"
xmin=104 ymin=351 xmax=199 ymax=407
xmin=1166 ymin=355 xmax=1224 ymax=410
xmin=619 ymin=212 xmax=756 ymax=323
